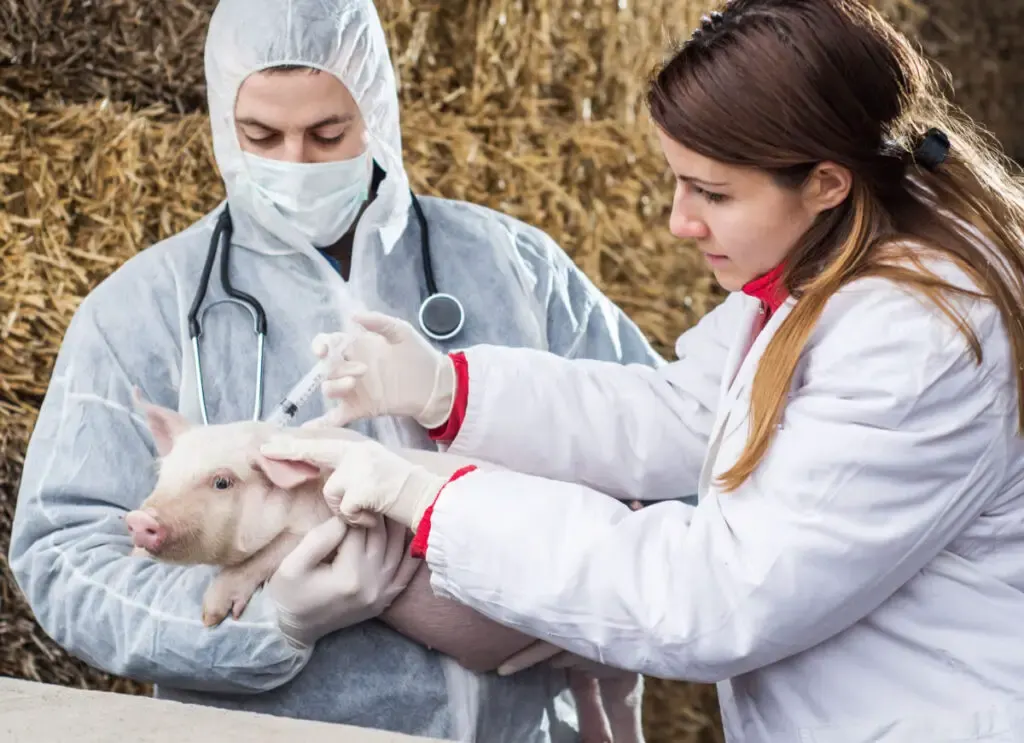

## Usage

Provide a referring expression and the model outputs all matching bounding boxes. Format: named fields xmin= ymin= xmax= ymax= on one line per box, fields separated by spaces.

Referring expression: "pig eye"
xmin=212 ymin=476 xmax=234 ymax=491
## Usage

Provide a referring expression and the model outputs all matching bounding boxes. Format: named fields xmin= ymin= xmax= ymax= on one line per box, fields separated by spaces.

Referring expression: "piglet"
xmin=125 ymin=389 xmax=645 ymax=743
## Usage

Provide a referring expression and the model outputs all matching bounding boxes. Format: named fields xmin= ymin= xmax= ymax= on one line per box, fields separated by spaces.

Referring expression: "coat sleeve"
xmin=7 ymin=291 xmax=310 ymax=693
xmin=422 ymin=285 xmax=1011 ymax=682
xmin=445 ymin=285 xmax=740 ymax=502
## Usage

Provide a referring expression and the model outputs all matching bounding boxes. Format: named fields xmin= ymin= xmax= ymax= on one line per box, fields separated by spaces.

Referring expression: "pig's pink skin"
xmin=129 ymin=390 xmax=644 ymax=743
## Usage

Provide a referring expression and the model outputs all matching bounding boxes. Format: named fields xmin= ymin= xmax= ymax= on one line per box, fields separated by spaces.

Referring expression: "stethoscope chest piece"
xmin=419 ymin=292 xmax=465 ymax=341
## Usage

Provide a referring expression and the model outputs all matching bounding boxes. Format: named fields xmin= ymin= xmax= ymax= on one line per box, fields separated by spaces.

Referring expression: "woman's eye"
xmin=694 ymin=185 xmax=726 ymax=203
xmin=213 ymin=476 xmax=233 ymax=490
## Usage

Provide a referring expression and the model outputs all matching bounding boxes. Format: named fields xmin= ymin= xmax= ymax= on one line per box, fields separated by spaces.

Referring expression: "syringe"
xmin=264 ymin=358 xmax=330 ymax=427
xmin=265 ymin=334 xmax=358 ymax=426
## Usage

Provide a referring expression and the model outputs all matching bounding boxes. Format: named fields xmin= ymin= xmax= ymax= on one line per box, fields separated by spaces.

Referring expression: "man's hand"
xmin=266 ymin=515 xmax=419 ymax=649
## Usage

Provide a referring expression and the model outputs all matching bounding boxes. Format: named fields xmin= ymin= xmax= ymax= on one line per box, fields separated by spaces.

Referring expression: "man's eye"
xmin=313 ymin=132 xmax=345 ymax=145
xmin=243 ymin=131 xmax=277 ymax=144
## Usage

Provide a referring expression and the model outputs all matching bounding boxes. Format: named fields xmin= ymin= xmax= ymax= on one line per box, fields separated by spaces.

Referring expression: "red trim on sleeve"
xmin=410 ymin=465 xmax=479 ymax=559
xmin=427 ymin=352 xmax=469 ymax=442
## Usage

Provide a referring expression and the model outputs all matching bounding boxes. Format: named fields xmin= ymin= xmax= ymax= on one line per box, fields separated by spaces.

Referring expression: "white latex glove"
xmin=260 ymin=436 xmax=450 ymax=531
xmin=313 ymin=311 xmax=455 ymax=429
xmin=265 ymin=514 xmax=420 ymax=649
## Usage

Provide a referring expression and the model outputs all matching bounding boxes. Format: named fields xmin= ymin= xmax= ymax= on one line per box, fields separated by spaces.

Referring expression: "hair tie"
xmin=692 ymin=10 xmax=726 ymax=40
xmin=913 ymin=128 xmax=950 ymax=171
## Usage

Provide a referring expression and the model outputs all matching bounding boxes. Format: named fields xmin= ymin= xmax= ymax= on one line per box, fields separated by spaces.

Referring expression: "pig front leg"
xmin=202 ymin=531 xmax=304 ymax=627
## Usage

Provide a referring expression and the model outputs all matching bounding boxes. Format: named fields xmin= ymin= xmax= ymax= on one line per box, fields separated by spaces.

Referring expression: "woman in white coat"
xmin=260 ymin=0 xmax=1024 ymax=740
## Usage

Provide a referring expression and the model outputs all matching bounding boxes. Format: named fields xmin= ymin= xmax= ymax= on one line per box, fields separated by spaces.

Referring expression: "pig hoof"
xmin=202 ymin=594 xmax=251 ymax=626
xmin=202 ymin=607 xmax=227 ymax=627
xmin=202 ymin=595 xmax=251 ymax=626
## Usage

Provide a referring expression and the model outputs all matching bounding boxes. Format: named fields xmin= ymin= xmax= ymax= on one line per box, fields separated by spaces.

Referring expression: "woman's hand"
xmin=313 ymin=311 xmax=455 ymax=429
xmin=260 ymin=434 xmax=447 ymax=531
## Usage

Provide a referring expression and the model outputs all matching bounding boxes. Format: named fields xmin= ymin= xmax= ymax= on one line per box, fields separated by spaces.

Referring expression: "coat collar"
xmin=698 ymin=292 xmax=797 ymax=496
xmin=741 ymin=262 xmax=788 ymax=316
xmin=710 ymin=274 xmax=796 ymax=444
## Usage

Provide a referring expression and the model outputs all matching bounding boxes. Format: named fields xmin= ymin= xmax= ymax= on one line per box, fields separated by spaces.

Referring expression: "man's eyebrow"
xmin=236 ymin=114 xmax=355 ymax=129
xmin=308 ymin=113 xmax=355 ymax=128
xmin=236 ymin=117 xmax=273 ymax=128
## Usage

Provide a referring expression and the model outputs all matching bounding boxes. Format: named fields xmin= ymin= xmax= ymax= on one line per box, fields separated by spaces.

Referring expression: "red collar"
xmin=742 ymin=263 xmax=787 ymax=314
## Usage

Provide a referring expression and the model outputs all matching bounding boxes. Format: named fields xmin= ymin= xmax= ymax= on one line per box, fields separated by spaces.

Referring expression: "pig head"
xmin=126 ymin=388 xmax=331 ymax=568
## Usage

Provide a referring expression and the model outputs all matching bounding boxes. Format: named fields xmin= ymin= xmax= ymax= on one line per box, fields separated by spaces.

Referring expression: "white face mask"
xmin=241 ymin=149 xmax=372 ymax=247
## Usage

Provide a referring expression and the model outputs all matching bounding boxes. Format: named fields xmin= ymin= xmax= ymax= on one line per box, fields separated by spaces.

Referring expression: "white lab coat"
xmin=421 ymin=257 xmax=1024 ymax=742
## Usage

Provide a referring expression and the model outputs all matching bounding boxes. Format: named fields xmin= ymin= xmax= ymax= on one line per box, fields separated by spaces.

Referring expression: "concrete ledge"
xmin=0 ymin=677 xmax=447 ymax=743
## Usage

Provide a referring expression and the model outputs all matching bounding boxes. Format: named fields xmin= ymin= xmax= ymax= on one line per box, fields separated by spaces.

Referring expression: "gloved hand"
xmin=265 ymin=513 xmax=420 ymax=649
xmin=313 ymin=312 xmax=455 ymax=429
xmin=260 ymin=435 xmax=450 ymax=531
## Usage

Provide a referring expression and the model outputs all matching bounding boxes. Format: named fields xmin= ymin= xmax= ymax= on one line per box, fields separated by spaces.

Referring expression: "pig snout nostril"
xmin=125 ymin=510 xmax=167 ymax=552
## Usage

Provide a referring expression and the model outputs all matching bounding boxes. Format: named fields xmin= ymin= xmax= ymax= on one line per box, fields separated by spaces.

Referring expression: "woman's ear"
xmin=802 ymin=161 xmax=853 ymax=215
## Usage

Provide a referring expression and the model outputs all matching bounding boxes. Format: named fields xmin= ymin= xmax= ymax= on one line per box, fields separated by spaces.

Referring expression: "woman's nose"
xmin=670 ymin=209 xmax=710 ymax=240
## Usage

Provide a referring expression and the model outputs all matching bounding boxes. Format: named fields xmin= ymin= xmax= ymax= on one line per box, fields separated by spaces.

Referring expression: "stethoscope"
xmin=186 ymin=172 xmax=465 ymax=425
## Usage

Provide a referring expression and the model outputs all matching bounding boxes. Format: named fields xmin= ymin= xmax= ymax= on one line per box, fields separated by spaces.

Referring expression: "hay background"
xmin=0 ymin=1 xmax=1017 ymax=742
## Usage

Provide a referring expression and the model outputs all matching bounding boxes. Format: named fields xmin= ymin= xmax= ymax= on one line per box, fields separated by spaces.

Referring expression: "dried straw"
xmin=2 ymin=0 xmax=933 ymax=126
xmin=914 ymin=0 xmax=1024 ymax=159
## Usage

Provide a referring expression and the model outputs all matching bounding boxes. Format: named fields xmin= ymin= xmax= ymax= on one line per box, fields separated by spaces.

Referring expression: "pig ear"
xmin=250 ymin=454 xmax=322 ymax=491
xmin=132 ymin=386 xmax=191 ymax=457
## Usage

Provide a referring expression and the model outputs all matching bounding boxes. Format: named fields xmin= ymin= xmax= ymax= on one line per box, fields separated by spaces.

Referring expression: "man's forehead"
xmin=234 ymin=69 xmax=361 ymax=128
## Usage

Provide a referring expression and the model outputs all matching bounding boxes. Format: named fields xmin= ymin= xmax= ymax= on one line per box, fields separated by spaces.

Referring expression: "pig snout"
xmin=125 ymin=510 xmax=168 ymax=553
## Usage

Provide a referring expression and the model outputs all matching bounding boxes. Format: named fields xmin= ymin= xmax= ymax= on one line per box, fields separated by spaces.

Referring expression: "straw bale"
xmin=0 ymin=96 xmax=723 ymax=740
xmin=914 ymin=0 xmax=1024 ymax=159
xmin=0 ymin=0 xmax=697 ymax=122
xmin=1 ymin=0 xmax=926 ymax=125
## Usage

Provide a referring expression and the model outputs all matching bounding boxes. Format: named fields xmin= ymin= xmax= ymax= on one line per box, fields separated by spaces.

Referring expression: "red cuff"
xmin=410 ymin=465 xmax=478 ymax=559
xmin=427 ymin=351 xmax=469 ymax=442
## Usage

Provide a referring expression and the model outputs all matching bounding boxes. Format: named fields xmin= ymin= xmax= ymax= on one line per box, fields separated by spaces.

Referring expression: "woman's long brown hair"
xmin=646 ymin=0 xmax=1024 ymax=492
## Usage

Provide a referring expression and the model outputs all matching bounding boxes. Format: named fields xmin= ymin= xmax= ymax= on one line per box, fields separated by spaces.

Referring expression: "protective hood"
xmin=203 ymin=0 xmax=411 ymax=256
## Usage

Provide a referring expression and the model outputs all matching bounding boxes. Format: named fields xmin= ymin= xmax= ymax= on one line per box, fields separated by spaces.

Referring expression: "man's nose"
xmin=279 ymin=136 xmax=310 ymax=163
